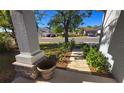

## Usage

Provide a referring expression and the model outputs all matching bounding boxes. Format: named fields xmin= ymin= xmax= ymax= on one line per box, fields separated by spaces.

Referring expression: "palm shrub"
xmin=86 ymin=48 xmax=108 ymax=72
xmin=0 ymin=32 xmax=12 ymax=52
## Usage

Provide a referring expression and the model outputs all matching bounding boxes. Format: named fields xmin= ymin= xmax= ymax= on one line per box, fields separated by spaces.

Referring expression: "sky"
xmin=36 ymin=10 xmax=104 ymax=28
xmin=0 ymin=10 xmax=104 ymax=32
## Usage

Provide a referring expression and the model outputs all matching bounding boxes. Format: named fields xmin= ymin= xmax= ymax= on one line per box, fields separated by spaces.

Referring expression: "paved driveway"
xmin=39 ymin=36 xmax=100 ymax=44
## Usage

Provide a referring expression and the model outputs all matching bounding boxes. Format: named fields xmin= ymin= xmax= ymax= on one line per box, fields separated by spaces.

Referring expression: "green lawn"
xmin=40 ymin=43 xmax=62 ymax=56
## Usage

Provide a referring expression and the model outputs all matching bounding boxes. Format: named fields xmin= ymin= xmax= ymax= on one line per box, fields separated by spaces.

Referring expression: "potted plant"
xmin=37 ymin=53 xmax=56 ymax=80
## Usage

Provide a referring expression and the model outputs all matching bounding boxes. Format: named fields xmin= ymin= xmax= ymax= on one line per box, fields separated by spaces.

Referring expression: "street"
xmin=39 ymin=36 xmax=100 ymax=44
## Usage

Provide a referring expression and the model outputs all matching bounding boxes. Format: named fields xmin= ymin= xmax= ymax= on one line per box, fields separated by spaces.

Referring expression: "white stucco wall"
xmin=99 ymin=10 xmax=121 ymax=71
xmin=108 ymin=11 xmax=124 ymax=83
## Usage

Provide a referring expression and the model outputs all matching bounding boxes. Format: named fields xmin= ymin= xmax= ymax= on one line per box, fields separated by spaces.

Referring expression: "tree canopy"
xmin=0 ymin=10 xmax=13 ymax=31
xmin=0 ymin=10 xmax=17 ymax=45
xmin=48 ymin=10 xmax=92 ymax=42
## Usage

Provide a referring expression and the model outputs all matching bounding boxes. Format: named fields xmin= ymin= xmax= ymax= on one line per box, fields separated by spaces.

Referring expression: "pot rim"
xmin=37 ymin=65 xmax=56 ymax=72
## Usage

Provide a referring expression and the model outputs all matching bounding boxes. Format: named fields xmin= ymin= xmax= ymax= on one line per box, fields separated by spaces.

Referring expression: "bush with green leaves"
xmin=81 ymin=43 xmax=90 ymax=58
xmin=86 ymin=48 xmax=108 ymax=72
xmin=81 ymin=43 xmax=99 ymax=58
xmin=59 ymin=40 xmax=75 ymax=52
xmin=0 ymin=32 xmax=13 ymax=52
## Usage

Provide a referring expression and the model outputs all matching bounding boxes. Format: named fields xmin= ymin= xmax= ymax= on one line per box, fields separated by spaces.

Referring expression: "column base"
xmin=13 ymin=52 xmax=46 ymax=79
xmin=16 ymin=50 xmax=44 ymax=65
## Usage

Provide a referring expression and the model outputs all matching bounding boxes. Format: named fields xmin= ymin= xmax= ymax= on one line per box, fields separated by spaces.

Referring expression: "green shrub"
xmin=86 ymin=48 xmax=108 ymax=72
xmin=81 ymin=43 xmax=99 ymax=58
xmin=0 ymin=32 xmax=13 ymax=52
xmin=59 ymin=40 xmax=75 ymax=52
xmin=92 ymin=44 xmax=99 ymax=51
xmin=81 ymin=43 xmax=90 ymax=58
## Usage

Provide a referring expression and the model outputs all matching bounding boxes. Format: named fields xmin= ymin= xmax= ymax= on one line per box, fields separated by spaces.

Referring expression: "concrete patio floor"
xmin=12 ymin=68 xmax=117 ymax=83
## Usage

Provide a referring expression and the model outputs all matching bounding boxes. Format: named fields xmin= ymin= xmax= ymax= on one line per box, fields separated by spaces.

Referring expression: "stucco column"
xmin=99 ymin=10 xmax=121 ymax=71
xmin=11 ymin=10 xmax=44 ymax=79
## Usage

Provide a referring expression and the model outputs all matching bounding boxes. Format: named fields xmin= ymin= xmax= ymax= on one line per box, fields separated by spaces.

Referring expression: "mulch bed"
xmin=89 ymin=66 xmax=114 ymax=78
xmin=56 ymin=52 xmax=71 ymax=69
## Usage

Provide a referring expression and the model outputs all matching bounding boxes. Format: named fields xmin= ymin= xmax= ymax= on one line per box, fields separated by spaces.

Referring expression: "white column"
xmin=99 ymin=10 xmax=121 ymax=71
xmin=11 ymin=10 xmax=44 ymax=79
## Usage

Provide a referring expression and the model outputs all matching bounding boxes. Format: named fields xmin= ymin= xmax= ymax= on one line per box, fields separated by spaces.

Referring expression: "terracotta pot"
xmin=37 ymin=60 xmax=56 ymax=80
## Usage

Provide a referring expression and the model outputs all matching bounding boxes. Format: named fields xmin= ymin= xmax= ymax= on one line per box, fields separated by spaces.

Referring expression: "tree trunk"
xmin=64 ymin=27 xmax=69 ymax=42
xmin=11 ymin=29 xmax=18 ymax=48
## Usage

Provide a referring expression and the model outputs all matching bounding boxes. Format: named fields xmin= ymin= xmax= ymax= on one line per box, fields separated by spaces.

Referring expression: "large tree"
xmin=49 ymin=10 xmax=92 ymax=42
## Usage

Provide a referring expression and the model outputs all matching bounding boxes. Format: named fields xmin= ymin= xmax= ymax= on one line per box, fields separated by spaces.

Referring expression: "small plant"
xmin=58 ymin=53 xmax=65 ymax=62
xmin=86 ymin=48 xmax=108 ymax=72
xmin=45 ymin=51 xmax=54 ymax=59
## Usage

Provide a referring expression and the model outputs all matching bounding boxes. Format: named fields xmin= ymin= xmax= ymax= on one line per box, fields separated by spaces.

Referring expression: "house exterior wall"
xmin=99 ymin=10 xmax=121 ymax=71
xmin=108 ymin=11 xmax=124 ymax=83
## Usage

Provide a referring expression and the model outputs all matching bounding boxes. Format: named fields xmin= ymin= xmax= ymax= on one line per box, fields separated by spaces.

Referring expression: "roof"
xmin=84 ymin=28 xmax=97 ymax=32
xmin=38 ymin=27 xmax=51 ymax=33
xmin=83 ymin=27 xmax=101 ymax=32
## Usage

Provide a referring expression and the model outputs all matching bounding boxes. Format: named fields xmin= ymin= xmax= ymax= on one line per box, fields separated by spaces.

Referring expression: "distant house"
xmin=38 ymin=27 xmax=51 ymax=37
xmin=38 ymin=27 xmax=56 ymax=37
xmin=83 ymin=28 xmax=101 ymax=37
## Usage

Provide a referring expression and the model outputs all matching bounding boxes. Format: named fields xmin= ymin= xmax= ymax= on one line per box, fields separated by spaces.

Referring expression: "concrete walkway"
xmin=12 ymin=69 xmax=116 ymax=83
xmin=67 ymin=48 xmax=91 ymax=73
